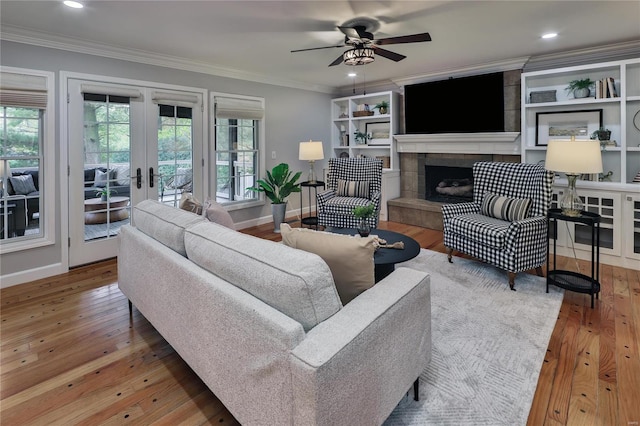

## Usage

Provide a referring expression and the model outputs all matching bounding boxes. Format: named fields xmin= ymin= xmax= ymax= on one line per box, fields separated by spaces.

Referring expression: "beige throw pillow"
xmin=281 ymin=223 xmax=375 ymax=305
xmin=202 ymin=198 xmax=235 ymax=230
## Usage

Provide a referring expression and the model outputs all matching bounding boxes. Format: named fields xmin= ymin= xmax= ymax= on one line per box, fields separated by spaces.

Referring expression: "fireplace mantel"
xmin=394 ymin=132 xmax=521 ymax=155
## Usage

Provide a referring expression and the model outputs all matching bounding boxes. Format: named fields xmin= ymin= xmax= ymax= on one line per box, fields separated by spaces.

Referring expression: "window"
xmin=0 ymin=68 xmax=54 ymax=252
xmin=212 ymin=94 xmax=264 ymax=206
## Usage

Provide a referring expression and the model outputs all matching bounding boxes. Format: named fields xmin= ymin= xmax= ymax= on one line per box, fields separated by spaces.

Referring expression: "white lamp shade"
xmin=299 ymin=140 xmax=324 ymax=161
xmin=545 ymin=140 xmax=603 ymax=174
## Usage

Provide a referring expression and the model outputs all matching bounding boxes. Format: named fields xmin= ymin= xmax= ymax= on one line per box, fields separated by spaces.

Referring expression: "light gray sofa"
xmin=118 ymin=200 xmax=432 ymax=426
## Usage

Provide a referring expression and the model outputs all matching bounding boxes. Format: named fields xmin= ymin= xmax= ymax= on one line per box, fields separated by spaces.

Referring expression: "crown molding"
xmin=523 ymin=39 xmax=640 ymax=72
xmin=390 ymin=57 xmax=530 ymax=87
xmin=0 ymin=25 xmax=335 ymax=94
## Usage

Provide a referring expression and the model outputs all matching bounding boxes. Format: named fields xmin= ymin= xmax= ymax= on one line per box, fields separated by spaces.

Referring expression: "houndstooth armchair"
xmin=317 ymin=158 xmax=383 ymax=229
xmin=442 ymin=161 xmax=554 ymax=290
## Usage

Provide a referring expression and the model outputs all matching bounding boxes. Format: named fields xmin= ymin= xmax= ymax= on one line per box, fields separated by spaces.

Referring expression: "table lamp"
xmin=545 ymin=138 xmax=602 ymax=216
xmin=299 ymin=140 xmax=324 ymax=184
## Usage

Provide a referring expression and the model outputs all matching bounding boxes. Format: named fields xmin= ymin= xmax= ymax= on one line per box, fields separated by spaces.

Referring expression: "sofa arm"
xmin=316 ymin=189 xmax=336 ymax=212
xmin=441 ymin=201 xmax=479 ymax=222
xmin=289 ymin=267 xmax=431 ymax=426
xmin=506 ymin=215 xmax=549 ymax=270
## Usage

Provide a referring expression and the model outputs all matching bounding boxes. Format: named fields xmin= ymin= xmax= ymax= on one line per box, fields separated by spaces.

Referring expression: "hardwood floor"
xmin=1 ymin=221 xmax=638 ymax=425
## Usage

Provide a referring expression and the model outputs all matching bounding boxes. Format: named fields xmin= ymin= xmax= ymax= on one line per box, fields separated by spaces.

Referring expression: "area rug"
xmin=384 ymin=249 xmax=564 ymax=426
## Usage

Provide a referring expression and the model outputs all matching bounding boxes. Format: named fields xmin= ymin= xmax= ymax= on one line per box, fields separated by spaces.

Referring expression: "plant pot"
xmin=357 ymin=218 xmax=371 ymax=237
xmin=378 ymin=107 xmax=388 ymax=115
xmin=573 ymin=88 xmax=591 ymax=98
xmin=595 ymin=130 xmax=611 ymax=141
xmin=272 ymin=202 xmax=287 ymax=233
xmin=101 ymin=194 xmax=108 ymax=201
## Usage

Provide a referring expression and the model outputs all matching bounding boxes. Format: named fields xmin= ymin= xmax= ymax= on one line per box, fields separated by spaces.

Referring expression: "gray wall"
xmin=0 ymin=40 xmax=331 ymax=279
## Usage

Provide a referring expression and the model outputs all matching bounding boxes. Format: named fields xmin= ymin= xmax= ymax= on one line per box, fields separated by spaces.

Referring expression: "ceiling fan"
xmin=291 ymin=23 xmax=431 ymax=67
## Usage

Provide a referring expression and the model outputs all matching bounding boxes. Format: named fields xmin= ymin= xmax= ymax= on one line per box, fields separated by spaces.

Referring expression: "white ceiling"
xmin=1 ymin=1 xmax=639 ymax=92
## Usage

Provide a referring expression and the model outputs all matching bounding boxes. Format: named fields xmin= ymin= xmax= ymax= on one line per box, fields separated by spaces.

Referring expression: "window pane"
xmin=1 ymin=106 xmax=43 ymax=242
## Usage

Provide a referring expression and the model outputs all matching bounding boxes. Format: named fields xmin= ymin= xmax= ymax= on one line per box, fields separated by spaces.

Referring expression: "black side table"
xmin=547 ymin=208 xmax=601 ymax=308
xmin=300 ymin=181 xmax=325 ymax=230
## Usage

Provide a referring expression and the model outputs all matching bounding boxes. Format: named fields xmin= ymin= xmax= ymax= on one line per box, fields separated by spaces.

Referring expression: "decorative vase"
xmin=573 ymin=88 xmax=591 ymax=98
xmin=357 ymin=218 xmax=371 ymax=237
xmin=272 ymin=202 xmax=287 ymax=233
xmin=378 ymin=106 xmax=388 ymax=115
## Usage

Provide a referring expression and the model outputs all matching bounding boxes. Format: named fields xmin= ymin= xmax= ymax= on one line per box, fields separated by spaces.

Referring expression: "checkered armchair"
xmin=317 ymin=158 xmax=383 ymax=229
xmin=442 ymin=162 xmax=554 ymax=290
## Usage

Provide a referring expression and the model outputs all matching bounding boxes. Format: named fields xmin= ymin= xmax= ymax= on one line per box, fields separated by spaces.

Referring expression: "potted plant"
xmin=352 ymin=203 xmax=376 ymax=237
xmin=565 ymin=78 xmax=595 ymax=99
xmin=590 ymin=127 xmax=611 ymax=141
xmin=95 ymin=187 xmax=117 ymax=201
xmin=247 ymin=163 xmax=301 ymax=233
xmin=354 ymin=130 xmax=371 ymax=145
xmin=374 ymin=100 xmax=389 ymax=115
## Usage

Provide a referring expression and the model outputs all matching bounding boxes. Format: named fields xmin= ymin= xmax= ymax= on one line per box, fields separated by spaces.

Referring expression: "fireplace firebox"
xmin=424 ymin=165 xmax=474 ymax=203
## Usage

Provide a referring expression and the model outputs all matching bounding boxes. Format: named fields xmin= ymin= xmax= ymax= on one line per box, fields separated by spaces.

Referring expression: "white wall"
xmin=0 ymin=40 xmax=332 ymax=284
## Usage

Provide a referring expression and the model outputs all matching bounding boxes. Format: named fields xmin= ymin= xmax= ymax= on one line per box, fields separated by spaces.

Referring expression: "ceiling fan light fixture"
xmin=343 ymin=47 xmax=375 ymax=66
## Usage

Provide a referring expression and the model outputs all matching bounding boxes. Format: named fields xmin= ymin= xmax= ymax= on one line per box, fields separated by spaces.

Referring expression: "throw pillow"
xmin=93 ymin=169 xmax=113 ymax=188
xmin=281 ymin=223 xmax=375 ymax=305
xmin=179 ymin=192 xmax=203 ymax=215
xmin=112 ymin=164 xmax=130 ymax=186
xmin=8 ymin=174 xmax=37 ymax=195
xmin=481 ymin=192 xmax=532 ymax=222
xmin=336 ymin=179 xmax=369 ymax=198
xmin=202 ymin=198 xmax=235 ymax=230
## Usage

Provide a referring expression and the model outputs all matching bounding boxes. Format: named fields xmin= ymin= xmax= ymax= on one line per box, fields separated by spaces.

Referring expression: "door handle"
xmin=149 ymin=167 xmax=155 ymax=188
xmin=135 ymin=168 xmax=142 ymax=189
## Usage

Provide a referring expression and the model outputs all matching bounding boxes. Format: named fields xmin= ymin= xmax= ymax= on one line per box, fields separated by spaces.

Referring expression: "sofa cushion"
xmin=134 ymin=200 xmax=205 ymax=256
xmin=185 ymin=221 xmax=341 ymax=331
xmin=481 ymin=192 xmax=532 ymax=222
xmin=203 ymin=198 xmax=235 ymax=230
xmin=449 ymin=213 xmax=510 ymax=249
xmin=323 ymin=196 xmax=372 ymax=216
xmin=9 ymin=174 xmax=37 ymax=195
xmin=281 ymin=224 xmax=375 ymax=305
xmin=337 ymin=179 xmax=369 ymax=198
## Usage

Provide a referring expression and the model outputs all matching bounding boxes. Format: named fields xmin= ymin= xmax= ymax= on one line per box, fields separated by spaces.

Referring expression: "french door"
xmin=67 ymin=78 xmax=204 ymax=267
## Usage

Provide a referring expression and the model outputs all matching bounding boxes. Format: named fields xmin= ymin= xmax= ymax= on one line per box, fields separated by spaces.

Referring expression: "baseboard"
xmin=1 ymin=262 xmax=67 ymax=288
xmin=234 ymin=207 xmax=307 ymax=230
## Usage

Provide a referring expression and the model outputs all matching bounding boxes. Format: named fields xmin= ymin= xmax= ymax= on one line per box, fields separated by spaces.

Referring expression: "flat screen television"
xmin=405 ymin=72 xmax=504 ymax=134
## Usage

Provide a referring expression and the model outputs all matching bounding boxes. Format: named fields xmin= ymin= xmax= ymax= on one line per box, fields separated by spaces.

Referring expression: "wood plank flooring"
xmin=1 ymin=221 xmax=638 ymax=425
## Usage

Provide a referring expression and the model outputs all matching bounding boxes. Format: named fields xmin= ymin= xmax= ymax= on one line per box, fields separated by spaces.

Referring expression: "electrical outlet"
xmin=271 ymin=151 xmax=276 ymax=159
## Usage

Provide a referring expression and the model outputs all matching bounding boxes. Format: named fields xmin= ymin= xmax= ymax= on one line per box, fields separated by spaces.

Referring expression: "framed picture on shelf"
xmin=535 ymin=109 xmax=603 ymax=146
xmin=365 ymin=122 xmax=391 ymax=145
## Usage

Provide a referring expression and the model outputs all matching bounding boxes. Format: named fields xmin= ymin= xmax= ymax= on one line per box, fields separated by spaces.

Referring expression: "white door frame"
xmin=61 ymin=72 xmax=207 ymax=267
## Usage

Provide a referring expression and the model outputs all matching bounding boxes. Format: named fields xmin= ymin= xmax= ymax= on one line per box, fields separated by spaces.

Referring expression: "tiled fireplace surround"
xmin=389 ymin=152 xmax=520 ymax=230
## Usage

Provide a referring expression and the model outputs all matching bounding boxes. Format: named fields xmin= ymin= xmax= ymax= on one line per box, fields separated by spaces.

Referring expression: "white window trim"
xmin=0 ymin=67 xmax=56 ymax=254
xmin=211 ymin=92 xmax=265 ymax=210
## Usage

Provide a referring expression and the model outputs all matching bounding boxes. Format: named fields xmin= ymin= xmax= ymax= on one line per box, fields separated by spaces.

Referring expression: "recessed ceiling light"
xmin=63 ymin=1 xmax=84 ymax=9
xmin=348 ymin=72 xmax=357 ymax=77
xmin=542 ymin=32 xmax=558 ymax=39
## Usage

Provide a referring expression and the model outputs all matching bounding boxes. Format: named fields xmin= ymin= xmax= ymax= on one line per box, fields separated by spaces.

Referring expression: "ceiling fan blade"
xmin=338 ymin=26 xmax=365 ymax=41
xmin=375 ymin=32 xmax=432 ymax=45
xmin=371 ymin=46 xmax=406 ymax=62
xmin=328 ymin=54 xmax=345 ymax=67
xmin=291 ymin=45 xmax=344 ymax=53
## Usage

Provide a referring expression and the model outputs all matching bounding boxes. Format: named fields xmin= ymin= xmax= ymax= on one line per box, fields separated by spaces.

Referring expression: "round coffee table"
xmin=331 ymin=228 xmax=421 ymax=282
xmin=84 ymin=196 xmax=130 ymax=225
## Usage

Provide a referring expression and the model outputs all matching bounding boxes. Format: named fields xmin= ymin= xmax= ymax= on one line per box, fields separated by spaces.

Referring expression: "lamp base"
xmin=560 ymin=174 xmax=583 ymax=217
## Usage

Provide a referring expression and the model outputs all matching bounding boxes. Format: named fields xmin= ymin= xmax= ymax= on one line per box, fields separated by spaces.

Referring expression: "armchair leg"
xmin=413 ymin=378 xmax=420 ymax=401
xmin=446 ymin=247 xmax=453 ymax=263
xmin=535 ymin=266 xmax=544 ymax=277
xmin=508 ymin=272 xmax=516 ymax=291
